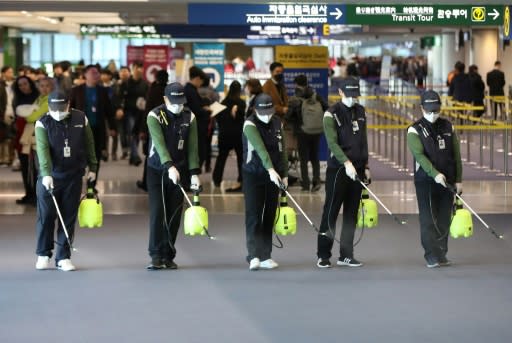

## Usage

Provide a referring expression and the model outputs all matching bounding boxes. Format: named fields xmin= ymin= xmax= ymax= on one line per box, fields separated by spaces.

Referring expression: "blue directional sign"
xmin=188 ymin=3 xmax=347 ymax=25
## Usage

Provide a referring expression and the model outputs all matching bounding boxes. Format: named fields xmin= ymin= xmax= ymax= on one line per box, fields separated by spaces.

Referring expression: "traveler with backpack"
xmin=285 ymin=75 xmax=328 ymax=192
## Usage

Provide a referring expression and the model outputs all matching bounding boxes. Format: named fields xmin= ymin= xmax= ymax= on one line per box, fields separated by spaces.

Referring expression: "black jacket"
xmin=217 ymin=96 xmax=245 ymax=139
xmin=448 ymin=73 xmax=472 ymax=103
xmin=486 ymin=69 xmax=505 ymax=96
xmin=184 ymin=82 xmax=210 ymax=129
xmin=468 ymin=72 xmax=485 ymax=104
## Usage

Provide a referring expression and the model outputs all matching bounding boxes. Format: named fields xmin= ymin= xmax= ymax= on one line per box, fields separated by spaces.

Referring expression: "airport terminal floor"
xmin=1 ymin=151 xmax=512 ymax=342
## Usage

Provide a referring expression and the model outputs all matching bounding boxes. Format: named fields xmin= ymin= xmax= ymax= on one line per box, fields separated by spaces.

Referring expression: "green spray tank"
xmin=356 ymin=189 xmax=378 ymax=229
xmin=78 ymin=185 xmax=103 ymax=228
xmin=450 ymin=198 xmax=473 ymax=238
xmin=274 ymin=192 xmax=297 ymax=236
xmin=183 ymin=190 xmax=209 ymax=236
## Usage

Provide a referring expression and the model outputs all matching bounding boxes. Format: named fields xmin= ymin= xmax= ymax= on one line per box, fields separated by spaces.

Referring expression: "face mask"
xmin=423 ymin=111 xmax=440 ymax=123
xmin=49 ymin=110 xmax=69 ymax=121
xmin=342 ymin=97 xmax=356 ymax=108
xmin=256 ymin=112 xmax=272 ymax=124
xmin=274 ymin=73 xmax=284 ymax=83
xmin=166 ymin=101 xmax=184 ymax=114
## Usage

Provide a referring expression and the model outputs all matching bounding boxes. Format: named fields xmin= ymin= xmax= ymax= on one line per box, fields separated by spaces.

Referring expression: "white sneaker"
xmin=249 ymin=258 xmax=260 ymax=271
xmin=57 ymin=259 xmax=76 ymax=272
xmin=35 ymin=256 xmax=52 ymax=270
xmin=260 ymin=259 xmax=278 ymax=269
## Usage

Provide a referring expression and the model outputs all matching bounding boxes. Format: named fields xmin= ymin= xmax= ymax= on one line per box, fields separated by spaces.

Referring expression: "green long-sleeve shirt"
xmin=407 ymin=125 xmax=462 ymax=182
xmin=146 ymin=109 xmax=199 ymax=172
xmin=35 ymin=114 xmax=98 ymax=177
xmin=243 ymin=119 xmax=288 ymax=176
xmin=26 ymin=95 xmax=48 ymax=123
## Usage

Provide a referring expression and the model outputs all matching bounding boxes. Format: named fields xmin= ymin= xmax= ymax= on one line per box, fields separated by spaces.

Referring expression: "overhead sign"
xmin=344 ymin=5 xmax=503 ymax=25
xmin=505 ymin=6 xmax=511 ymax=40
xmin=188 ymin=4 xmax=347 ymax=25
xmin=143 ymin=45 xmax=169 ymax=83
xmin=193 ymin=43 xmax=225 ymax=93
xmin=188 ymin=4 xmax=504 ymax=26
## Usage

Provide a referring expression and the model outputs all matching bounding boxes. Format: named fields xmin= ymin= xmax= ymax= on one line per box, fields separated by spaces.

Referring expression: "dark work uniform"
xmin=34 ymin=110 xmax=97 ymax=261
xmin=317 ymin=102 xmax=368 ymax=260
xmin=242 ymin=114 xmax=287 ymax=262
xmin=146 ymin=105 xmax=199 ymax=262
xmin=408 ymin=117 xmax=461 ymax=264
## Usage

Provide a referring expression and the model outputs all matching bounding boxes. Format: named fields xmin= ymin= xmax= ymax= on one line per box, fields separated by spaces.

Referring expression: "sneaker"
xmin=57 ymin=259 xmax=76 ymax=271
xmin=439 ymin=257 xmax=452 ymax=267
xmin=426 ymin=257 xmax=440 ymax=268
xmin=316 ymin=258 xmax=331 ymax=268
xmin=36 ymin=256 xmax=52 ymax=270
xmin=249 ymin=257 xmax=260 ymax=271
xmin=337 ymin=257 xmax=363 ymax=267
xmin=311 ymin=184 xmax=321 ymax=192
xmin=162 ymin=259 xmax=178 ymax=270
xmin=146 ymin=258 xmax=165 ymax=270
xmin=259 ymin=259 xmax=278 ymax=269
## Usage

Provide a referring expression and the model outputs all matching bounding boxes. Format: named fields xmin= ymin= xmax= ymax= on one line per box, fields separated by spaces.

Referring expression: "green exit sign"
xmin=345 ymin=5 xmax=503 ymax=25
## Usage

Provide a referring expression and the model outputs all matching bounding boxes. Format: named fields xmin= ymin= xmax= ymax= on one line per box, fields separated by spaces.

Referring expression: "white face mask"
xmin=423 ymin=111 xmax=440 ymax=123
xmin=166 ymin=101 xmax=184 ymax=114
xmin=342 ymin=97 xmax=356 ymax=108
xmin=256 ymin=112 xmax=272 ymax=124
xmin=49 ymin=110 xmax=69 ymax=121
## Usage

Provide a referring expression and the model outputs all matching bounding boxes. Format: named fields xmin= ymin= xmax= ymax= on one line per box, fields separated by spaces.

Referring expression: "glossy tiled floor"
xmin=1 ymin=153 xmax=512 ymax=215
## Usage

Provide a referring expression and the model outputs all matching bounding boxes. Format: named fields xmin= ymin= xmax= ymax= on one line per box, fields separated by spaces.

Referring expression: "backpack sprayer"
xmin=447 ymin=185 xmax=503 ymax=240
xmin=78 ymin=181 xmax=103 ymax=228
xmin=177 ymin=184 xmax=216 ymax=240
xmin=274 ymin=191 xmax=297 ymax=236
xmin=48 ymin=189 xmax=77 ymax=252
xmin=356 ymin=189 xmax=379 ymax=229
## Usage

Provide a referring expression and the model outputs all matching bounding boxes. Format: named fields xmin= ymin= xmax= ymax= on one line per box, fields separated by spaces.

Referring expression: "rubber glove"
xmin=168 ymin=166 xmax=180 ymax=185
xmin=190 ymin=175 xmax=201 ymax=191
xmin=42 ymin=176 xmax=54 ymax=190
xmin=364 ymin=168 xmax=371 ymax=185
xmin=344 ymin=160 xmax=357 ymax=181
xmin=267 ymin=168 xmax=282 ymax=187
xmin=434 ymin=173 xmax=447 ymax=187
xmin=87 ymin=171 xmax=96 ymax=182
xmin=456 ymin=182 xmax=463 ymax=195
xmin=282 ymin=177 xmax=288 ymax=189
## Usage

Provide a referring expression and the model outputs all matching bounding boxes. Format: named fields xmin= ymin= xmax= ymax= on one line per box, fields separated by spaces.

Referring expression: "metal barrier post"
xmin=489 ymin=120 xmax=495 ymax=171
xmin=478 ymin=123 xmax=484 ymax=168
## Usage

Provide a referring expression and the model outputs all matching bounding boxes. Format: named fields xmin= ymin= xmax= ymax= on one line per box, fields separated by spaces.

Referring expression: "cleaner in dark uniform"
xmin=146 ymin=82 xmax=200 ymax=270
xmin=34 ymin=91 xmax=97 ymax=271
xmin=407 ymin=90 xmax=462 ymax=268
xmin=316 ymin=77 xmax=370 ymax=269
xmin=242 ymin=93 xmax=287 ymax=271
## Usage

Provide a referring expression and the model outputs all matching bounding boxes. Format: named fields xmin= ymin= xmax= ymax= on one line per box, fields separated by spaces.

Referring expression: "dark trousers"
xmin=212 ymin=137 xmax=243 ymax=184
xmin=414 ymin=180 xmax=454 ymax=262
xmin=243 ymin=171 xmax=279 ymax=262
xmin=317 ymin=167 xmax=363 ymax=260
xmin=19 ymin=152 xmax=36 ymax=200
xmin=35 ymin=173 xmax=82 ymax=261
xmin=297 ymin=132 xmax=321 ymax=189
xmin=147 ymin=166 xmax=184 ymax=260
xmin=491 ymin=101 xmax=504 ymax=120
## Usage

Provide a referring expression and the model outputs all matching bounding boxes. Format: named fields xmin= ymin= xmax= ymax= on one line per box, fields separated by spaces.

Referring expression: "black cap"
xmin=421 ymin=90 xmax=441 ymax=112
xmin=254 ymin=93 xmax=274 ymax=116
xmin=48 ymin=91 xmax=69 ymax=111
xmin=339 ymin=77 xmax=361 ymax=97
xmin=164 ymin=82 xmax=186 ymax=105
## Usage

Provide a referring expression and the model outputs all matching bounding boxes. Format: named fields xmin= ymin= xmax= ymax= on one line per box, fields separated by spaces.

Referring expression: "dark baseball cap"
xmin=254 ymin=93 xmax=275 ymax=116
xmin=421 ymin=90 xmax=441 ymax=112
xmin=164 ymin=82 xmax=186 ymax=105
xmin=339 ymin=77 xmax=361 ymax=97
xmin=48 ymin=91 xmax=69 ymax=111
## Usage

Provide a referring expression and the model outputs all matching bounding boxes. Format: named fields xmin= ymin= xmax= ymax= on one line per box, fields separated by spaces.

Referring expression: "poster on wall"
xmin=126 ymin=46 xmax=144 ymax=69
xmin=143 ymin=45 xmax=169 ymax=83
xmin=193 ymin=43 xmax=225 ymax=93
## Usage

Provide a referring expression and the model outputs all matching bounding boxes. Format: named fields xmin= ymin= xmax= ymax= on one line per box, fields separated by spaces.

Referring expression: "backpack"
xmin=300 ymin=95 xmax=324 ymax=134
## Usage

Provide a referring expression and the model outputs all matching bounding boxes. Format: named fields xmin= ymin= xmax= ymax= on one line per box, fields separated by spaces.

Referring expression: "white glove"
xmin=434 ymin=173 xmax=447 ymax=187
xmin=282 ymin=177 xmax=288 ymax=189
xmin=136 ymin=97 xmax=146 ymax=111
xmin=87 ymin=171 xmax=96 ymax=182
xmin=364 ymin=168 xmax=371 ymax=184
xmin=267 ymin=168 xmax=282 ymax=187
xmin=456 ymin=182 xmax=463 ymax=194
xmin=168 ymin=166 xmax=180 ymax=185
xmin=190 ymin=175 xmax=201 ymax=191
xmin=42 ymin=176 xmax=54 ymax=190
xmin=344 ymin=161 xmax=357 ymax=181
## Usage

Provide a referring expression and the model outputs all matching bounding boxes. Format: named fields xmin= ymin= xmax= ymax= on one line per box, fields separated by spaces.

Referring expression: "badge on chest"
xmin=437 ymin=135 xmax=445 ymax=150
xmin=63 ymin=139 xmax=71 ymax=158
xmin=352 ymin=120 xmax=359 ymax=133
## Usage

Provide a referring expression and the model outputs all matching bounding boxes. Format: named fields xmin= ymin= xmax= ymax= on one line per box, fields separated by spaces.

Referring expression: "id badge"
xmin=178 ymin=139 xmax=184 ymax=150
xmin=438 ymin=138 xmax=446 ymax=150
xmin=63 ymin=146 xmax=71 ymax=158
xmin=352 ymin=120 xmax=359 ymax=132
xmin=278 ymin=142 xmax=283 ymax=152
